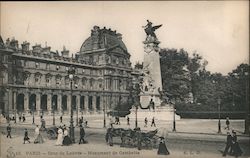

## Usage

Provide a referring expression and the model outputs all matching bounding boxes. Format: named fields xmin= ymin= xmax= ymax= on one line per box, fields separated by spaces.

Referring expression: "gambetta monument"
xmin=129 ymin=20 xmax=180 ymax=121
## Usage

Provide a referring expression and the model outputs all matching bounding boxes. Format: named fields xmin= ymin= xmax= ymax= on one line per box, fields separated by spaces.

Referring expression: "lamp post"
xmin=76 ymin=98 xmax=78 ymax=127
xmin=13 ymin=90 xmax=16 ymax=124
xmin=135 ymin=105 xmax=138 ymax=128
xmin=52 ymin=102 xmax=55 ymax=126
xmin=6 ymin=88 xmax=10 ymax=124
xmin=68 ymin=66 xmax=75 ymax=143
xmin=217 ymin=97 xmax=221 ymax=133
xmin=75 ymin=84 xmax=78 ymax=127
xmin=32 ymin=102 xmax=35 ymax=125
xmin=103 ymin=88 xmax=106 ymax=128
xmin=172 ymin=99 xmax=176 ymax=132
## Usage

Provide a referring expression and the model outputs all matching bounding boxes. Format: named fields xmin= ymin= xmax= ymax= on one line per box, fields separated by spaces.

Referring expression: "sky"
xmin=0 ymin=1 xmax=249 ymax=75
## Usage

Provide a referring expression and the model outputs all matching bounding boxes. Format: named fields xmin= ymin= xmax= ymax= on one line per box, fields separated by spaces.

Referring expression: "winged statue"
xmin=143 ymin=20 xmax=162 ymax=39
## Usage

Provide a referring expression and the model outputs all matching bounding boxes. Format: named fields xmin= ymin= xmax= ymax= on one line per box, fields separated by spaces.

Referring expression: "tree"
xmin=160 ymin=48 xmax=190 ymax=102
xmin=187 ymin=52 xmax=208 ymax=103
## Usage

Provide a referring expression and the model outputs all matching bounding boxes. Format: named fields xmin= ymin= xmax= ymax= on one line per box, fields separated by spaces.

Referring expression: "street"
xmin=1 ymin=115 xmax=250 ymax=158
xmin=1 ymin=123 xmax=250 ymax=158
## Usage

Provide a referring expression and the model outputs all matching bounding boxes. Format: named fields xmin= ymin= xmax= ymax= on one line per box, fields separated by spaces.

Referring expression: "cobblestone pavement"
xmin=1 ymin=131 xmax=249 ymax=158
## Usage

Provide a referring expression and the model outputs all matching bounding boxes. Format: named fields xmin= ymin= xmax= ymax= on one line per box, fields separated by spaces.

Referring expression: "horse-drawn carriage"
xmin=106 ymin=127 xmax=161 ymax=149
xmin=46 ymin=126 xmax=58 ymax=140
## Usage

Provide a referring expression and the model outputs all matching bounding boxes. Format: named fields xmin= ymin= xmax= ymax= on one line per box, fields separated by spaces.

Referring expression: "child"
xmin=23 ymin=128 xmax=30 ymax=144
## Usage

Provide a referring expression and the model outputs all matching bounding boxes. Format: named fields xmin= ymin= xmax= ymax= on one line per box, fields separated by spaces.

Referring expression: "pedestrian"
xmin=62 ymin=127 xmax=72 ymax=146
xmin=56 ymin=126 xmax=63 ymax=146
xmin=223 ymin=131 xmax=233 ymax=156
xmin=157 ymin=137 xmax=170 ymax=155
xmin=85 ymin=120 xmax=88 ymax=127
xmin=60 ymin=115 xmax=62 ymax=123
xmin=144 ymin=117 xmax=148 ymax=127
xmin=41 ymin=119 xmax=46 ymax=130
xmin=23 ymin=129 xmax=30 ymax=144
xmin=79 ymin=125 xmax=86 ymax=144
xmin=231 ymin=130 xmax=243 ymax=157
xmin=117 ymin=117 xmax=120 ymax=125
xmin=225 ymin=117 xmax=230 ymax=130
xmin=108 ymin=126 xmax=114 ymax=146
xmin=22 ymin=114 xmax=26 ymax=122
xmin=151 ymin=117 xmax=156 ymax=127
xmin=127 ymin=116 xmax=130 ymax=125
xmin=19 ymin=114 xmax=22 ymax=122
xmin=34 ymin=125 xmax=44 ymax=144
xmin=109 ymin=118 xmax=114 ymax=128
xmin=115 ymin=116 xmax=118 ymax=125
xmin=6 ymin=124 xmax=12 ymax=138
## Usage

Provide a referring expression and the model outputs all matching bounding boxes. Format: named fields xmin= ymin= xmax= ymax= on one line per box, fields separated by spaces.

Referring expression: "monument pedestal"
xmin=133 ymin=23 xmax=181 ymax=122
xmin=128 ymin=105 xmax=180 ymax=121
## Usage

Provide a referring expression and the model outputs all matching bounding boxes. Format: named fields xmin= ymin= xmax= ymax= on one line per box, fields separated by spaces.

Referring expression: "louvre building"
xmin=0 ymin=26 xmax=137 ymax=116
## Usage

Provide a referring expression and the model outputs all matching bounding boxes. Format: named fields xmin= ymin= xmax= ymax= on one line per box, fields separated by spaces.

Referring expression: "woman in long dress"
xmin=34 ymin=125 xmax=44 ymax=144
xmin=56 ymin=127 xmax=63 ymax=146
xmin=157 ymin=137 xmax=170 ymax=155
xmin=62 ymin=127 xmax=72 ymax=146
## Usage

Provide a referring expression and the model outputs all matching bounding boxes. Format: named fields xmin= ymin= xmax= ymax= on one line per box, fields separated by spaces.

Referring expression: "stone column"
xmin=24 ymin=93 xmax=29 ymax=114
xmin=57 ymin=94 xmax=62 ymax=114
xmin=36 ymin=93 xmax=41 ymax=115
xmin=13 ymin=91 xmax=17 ymax=113
xmin=92 ymin=95 xmax=96 ymax=113
xmin=84 ymin=95 xmax=88 ymax=113
xmin=47 ymin=93 xmax=52 ymax=115
xmin=8 ymin=90 xmax=13 ymax=112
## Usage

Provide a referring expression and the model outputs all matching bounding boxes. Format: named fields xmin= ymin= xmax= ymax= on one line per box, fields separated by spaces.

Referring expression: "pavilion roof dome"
xmin=80 ymin=26 xmax=129 ymax=55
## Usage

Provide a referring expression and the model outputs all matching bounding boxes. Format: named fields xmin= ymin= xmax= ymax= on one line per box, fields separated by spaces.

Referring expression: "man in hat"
xmin=225 ymin=117 xmax=230 ymax=130
xmin=144 ymin=117 xmax=148 ymax=127
xmin=6 ymin=124 xmax=12 ymax=138
xmin=231 ymin=130 xmax=243 ymax=157
xmin=223 ymin=131 xmax=233 ymax=156
xmin=127 ymin=116 xmax=130 ymax=125
xmin=151 ymin=117 xmax=156 ymax=127
xmin=60 ymin=115 xmax=63 ymax=123
xmin=22 ymin=114 xmax=26 ymax=122
xmin=79 ymin=125 xmax=86 ymax=144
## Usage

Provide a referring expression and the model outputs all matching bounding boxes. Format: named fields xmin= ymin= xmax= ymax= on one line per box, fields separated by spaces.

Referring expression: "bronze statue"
xmin=143 ymin=20 xmax=162 ymax=39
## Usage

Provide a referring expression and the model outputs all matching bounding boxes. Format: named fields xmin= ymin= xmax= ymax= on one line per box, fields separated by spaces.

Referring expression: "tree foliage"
xmin=160 ymin=48 xmax=249 ymax=118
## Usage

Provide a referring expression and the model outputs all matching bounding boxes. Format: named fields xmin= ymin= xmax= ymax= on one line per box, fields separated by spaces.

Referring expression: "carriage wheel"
xmin=47 ymin=131 xmax=53 ymax=140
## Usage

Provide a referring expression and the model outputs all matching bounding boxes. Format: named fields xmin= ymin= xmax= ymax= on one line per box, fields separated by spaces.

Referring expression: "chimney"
xmin=21 ymin=41 xmax=30 ymax=51
xmin=61 ymin=46 xmax=69 ymax=57
xmin=10 ymin=38 xmax=19 ymax=49
xmin=32 ymin=44 xmax=42 ymax=53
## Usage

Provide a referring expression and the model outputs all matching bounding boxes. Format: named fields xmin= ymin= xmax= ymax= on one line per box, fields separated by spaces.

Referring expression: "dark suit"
xmin=223 ymin=134 xmax=232 ymax=156
xmin=6 ymin=125 xmax=11 ymax=138
xmin=79 ymin=127 xmax=85 ymax=144
xmin=231 ymin=135 xmax=242 ymax=156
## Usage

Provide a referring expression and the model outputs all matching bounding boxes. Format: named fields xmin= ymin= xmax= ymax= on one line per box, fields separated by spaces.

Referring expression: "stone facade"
xmin=0 ymin=26 xmax=134 ymax=117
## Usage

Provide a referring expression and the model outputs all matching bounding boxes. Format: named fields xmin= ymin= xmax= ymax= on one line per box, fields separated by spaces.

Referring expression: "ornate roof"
xmin=80 ymin=26 xmax=129 ymax=55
